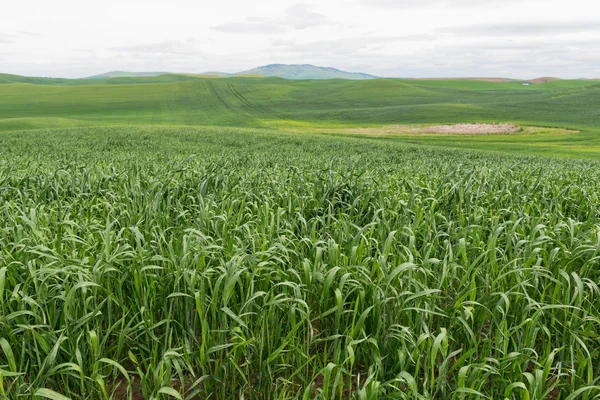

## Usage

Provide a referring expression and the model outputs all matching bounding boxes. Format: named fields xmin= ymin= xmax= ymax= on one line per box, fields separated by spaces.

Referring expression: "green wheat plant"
xmin=0 ymin=126 xmax=599 ymax=399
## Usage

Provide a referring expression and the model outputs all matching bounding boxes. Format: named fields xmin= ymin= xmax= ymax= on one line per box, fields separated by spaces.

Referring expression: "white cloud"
xmin=109 ymin=40 xmax=208 ymax=58
xmin=1 ymin=0 xmax=600 ymax=78
xmin=438 ymin=21 xmax=600 ymax=37
xmin=211 ymin=3 xmax=333 ymax=34
xmin=0 ymin=33 xmax=15 ymax=44
xmin=362 ymin=0 xmax=525 ymax=6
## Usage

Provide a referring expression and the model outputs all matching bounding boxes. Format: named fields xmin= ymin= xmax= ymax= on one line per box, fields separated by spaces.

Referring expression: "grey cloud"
xmin=212 ymin=3 xmax=333 ymax=34
xmin=211 ymin=22 xmax=287 ymax=34
xmin=0 ymin=32 xmax=42 ymax=44
xmin=360 ymin=0 xmax=526 ymax=9
xmin=269 ymin=34 xmax=435 ymax=55
xmin=397 ymin=41 xmax=600 ymax=78
xmin=268 ymin=37 xmax=383 ymax=57
xmin=398 ymin=34 xmax=437 ymax=41
xmin=109 ymin=40 xmax=207 ymax=58
xmin=19 ymin=31 xmax=42 ymax=37
xmin=438 ymin=22 xmax=600 ymax=37
xmin=359 ymin=0 xmax=434 ymax=9
xmin=270 ymin=38 xmax=297 ymax=47
xmin=262 ymin=34 xmax=600 ymax=79
xmin=0 ymin=33 xmax=15 ymax=44
xmin=284 ymin=3 xmax=330 ymax=29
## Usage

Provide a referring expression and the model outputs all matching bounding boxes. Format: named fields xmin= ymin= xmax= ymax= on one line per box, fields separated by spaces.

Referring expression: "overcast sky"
xmin=2 ymin=0 xmax=599 ymax=78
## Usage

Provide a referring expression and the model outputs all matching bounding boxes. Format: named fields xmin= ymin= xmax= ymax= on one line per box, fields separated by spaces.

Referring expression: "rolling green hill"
xmin=0 ymin=73 xmax=74 ymax=85
xmin=0 ymin=72 xmax=207 ymax=86
xmin=1 ymin=74 xmax=600 ymax=157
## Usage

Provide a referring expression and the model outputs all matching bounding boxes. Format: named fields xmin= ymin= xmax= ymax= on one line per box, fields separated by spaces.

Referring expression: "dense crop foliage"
xmin=0 ymin=127 xmax=599 ymax=399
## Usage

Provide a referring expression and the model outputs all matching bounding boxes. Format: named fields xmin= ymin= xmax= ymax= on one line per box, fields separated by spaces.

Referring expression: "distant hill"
xmin=0 ymin=73 xmax=208 ymax=86
xmin=409 ymin=77 xmax=566 ymax=85
xmin=527 ymin=77 xmax=561 ymax=84
xmin=0 ymin=73 xmax=72 ymax=85
xmin=236 ymin=64 xmax=378 ymax=80
xmin=86 ymin=71 xmax=168 ymax=79
xmin=407 ymin=77 xmax=517 ymax=83
xmin=83 ymin=65 xmax=378 ymax=80
xmin=2 ymin=69 xmax=572 ymax=84
xmin=198 ymin=71 xmax=232 ymax=77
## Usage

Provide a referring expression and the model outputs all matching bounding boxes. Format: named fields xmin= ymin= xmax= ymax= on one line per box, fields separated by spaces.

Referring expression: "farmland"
xmin=0 ymin=76 xmax=600 ymax=399
xmin=1 ymin=75 xmax=600 ymax=158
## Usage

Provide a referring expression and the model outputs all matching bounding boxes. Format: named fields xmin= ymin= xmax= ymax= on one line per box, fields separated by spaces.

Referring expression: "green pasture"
xmin=1 ymin=73 xmax=600 ymax=157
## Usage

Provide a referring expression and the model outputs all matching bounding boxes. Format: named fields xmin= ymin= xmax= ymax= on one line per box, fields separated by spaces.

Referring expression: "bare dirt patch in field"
xmin=346 ymin=123 xmax=522 ymax=135
xmin=425 ymin=123 xmax=521 ymax=134
xmin=326 ymin=124 xmax=580 ymax=136
xmin=289 ymin=123 xmax=580 ymax=136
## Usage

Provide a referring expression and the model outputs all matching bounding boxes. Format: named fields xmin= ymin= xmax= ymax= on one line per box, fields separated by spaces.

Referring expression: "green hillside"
xmin=0 ymin=72 xmax=207 ymax=86
xmin=1 ymin=75 xmax=598 ymax=127
xmin=1 ymin=74 xmax=600 ymax=157
xmin=0 ymin=73 xmax=73 ymax=85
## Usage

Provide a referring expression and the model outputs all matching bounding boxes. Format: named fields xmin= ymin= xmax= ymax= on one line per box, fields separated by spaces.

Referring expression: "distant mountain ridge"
xmin=85 ymin=64 xmax=378 ymax=80
xmin=3 ymin=69 xmax=574 ymax=83
xmin=236 ymin=64 xmax=378 ymax=80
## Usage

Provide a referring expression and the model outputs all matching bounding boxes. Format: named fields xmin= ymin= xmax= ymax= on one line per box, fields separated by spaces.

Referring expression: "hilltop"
xmin=408 ymin=77 xmax=563 ymax=84
xmin=0 ymin=73 xmax=71 ymax=85
xmin=527 ymin=76 xmax=561 ymax=84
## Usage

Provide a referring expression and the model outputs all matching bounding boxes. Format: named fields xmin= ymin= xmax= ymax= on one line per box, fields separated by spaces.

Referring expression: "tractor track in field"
xmin=225 ymin=82 xmax=297 ymax=124
xmin=226 ymin=83 xmax=261 ymax=112
xmin=204 ymin=80 xmax=267 ymax=125
xmin=205 ymin=81 xmax=245 ymax=122
xmin=544 ymin=84 xmax=600 ymax=101
xmin=165 ymin=80 xmax=254 ymax=126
